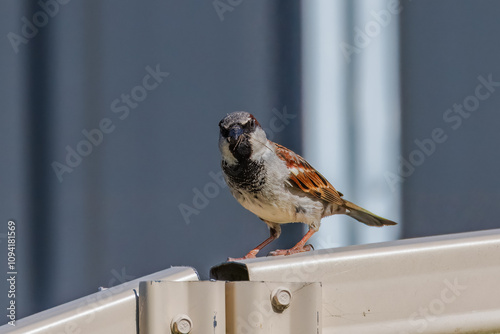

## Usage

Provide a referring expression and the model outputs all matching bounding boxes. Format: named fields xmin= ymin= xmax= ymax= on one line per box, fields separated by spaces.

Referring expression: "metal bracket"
xmin=225 ymin=281 xmax=322 ymax=334
xmin=139 ymin=281 xmax=226 ymax=334
xmin=138 ymin=281 xmax=322 ymax=334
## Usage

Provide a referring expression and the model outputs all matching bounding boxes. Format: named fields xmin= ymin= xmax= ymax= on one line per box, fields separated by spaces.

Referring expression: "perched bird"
xmin=219 ymin=111 xmax=396 ymax=260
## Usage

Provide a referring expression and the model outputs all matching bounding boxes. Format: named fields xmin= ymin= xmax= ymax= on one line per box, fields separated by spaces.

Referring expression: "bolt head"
xmin=271 ymin=287 xmax=292 ymax=312
xmin=171 ymin=314 xmax=192 ymax=334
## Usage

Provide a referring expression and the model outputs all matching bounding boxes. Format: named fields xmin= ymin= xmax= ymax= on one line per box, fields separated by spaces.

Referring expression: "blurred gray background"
xmin=0 ymin=0 xmax=499 ymax=323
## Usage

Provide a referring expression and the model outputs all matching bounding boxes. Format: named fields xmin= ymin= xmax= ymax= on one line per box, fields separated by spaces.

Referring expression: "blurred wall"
xmin=0 ymin=0 xmax=31 ymax=324
xmin=0 ymin=0 xmax=302 ymax=320
xmin=400 ymin=0 xmax=500 ymax=237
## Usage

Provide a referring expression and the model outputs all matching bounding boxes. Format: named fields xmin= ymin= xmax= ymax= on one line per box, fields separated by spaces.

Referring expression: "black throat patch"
xmin=222 ymin=159 xmax=266 ymax=193
xmin=228 ymin=136 xmax=252 ymax=161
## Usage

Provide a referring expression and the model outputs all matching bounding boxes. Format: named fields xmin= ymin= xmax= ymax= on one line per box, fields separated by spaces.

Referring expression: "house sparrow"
xmin=219 ymin=111 xmax=396 ymax=260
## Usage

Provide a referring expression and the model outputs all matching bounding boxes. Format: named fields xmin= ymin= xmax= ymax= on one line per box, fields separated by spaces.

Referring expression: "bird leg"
xmin=228 ymin=227 xmax=279 ymax=261
xmin=269 ymin=228 xmax=316 ymax=256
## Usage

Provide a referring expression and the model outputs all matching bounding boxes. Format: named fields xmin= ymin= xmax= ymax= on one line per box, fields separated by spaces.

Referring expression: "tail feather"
xmin=344 ymin=200 xmax=397 ymax=227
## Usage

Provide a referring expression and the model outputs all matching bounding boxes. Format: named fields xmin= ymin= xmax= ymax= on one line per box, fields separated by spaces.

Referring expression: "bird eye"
xmin=219 ymin=122 xmax=229 ymax=137
xmin=243 ymin=118 xmax=255 ymax=130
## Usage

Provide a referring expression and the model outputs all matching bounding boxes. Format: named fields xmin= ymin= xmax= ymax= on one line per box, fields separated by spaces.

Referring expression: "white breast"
xmin=227 ymin=148 xmax=324 ymax=226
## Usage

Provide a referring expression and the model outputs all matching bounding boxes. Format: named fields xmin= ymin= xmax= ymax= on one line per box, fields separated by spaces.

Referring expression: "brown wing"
xmin=273 ymin=143 xmax=344 ymax=206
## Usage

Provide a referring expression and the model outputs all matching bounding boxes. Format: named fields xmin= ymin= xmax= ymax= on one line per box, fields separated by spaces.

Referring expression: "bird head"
xmin=218 ymin=111 xmax=267 ymax=162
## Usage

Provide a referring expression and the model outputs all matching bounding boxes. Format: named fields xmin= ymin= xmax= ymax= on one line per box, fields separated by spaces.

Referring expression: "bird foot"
xmin=269 ymin=244 xmax=314 ymax=256
xmin=227 ymin=249 xmax=259 ymax=262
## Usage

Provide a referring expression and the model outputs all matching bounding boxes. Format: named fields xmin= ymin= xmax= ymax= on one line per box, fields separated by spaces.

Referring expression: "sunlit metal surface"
xmin=212 ymin=229 xmax=500 ymax=333
xmin=0 ymin=267 xmax=198 ymax=334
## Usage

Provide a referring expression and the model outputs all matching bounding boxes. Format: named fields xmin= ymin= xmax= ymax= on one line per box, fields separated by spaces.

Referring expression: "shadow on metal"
xmin=210 ymin=261 xmax=249 ymax=281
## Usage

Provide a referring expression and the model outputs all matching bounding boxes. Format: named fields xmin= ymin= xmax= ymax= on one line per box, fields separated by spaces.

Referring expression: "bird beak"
xmin=228 ymin=125 xmax=244 ymax=142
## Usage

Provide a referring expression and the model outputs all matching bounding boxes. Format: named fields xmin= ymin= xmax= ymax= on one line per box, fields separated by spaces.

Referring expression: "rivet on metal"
xmin=171 ymin=314 xmax=192 ymax=334
xmin=271 ymin=287 xmax=292 ymax=312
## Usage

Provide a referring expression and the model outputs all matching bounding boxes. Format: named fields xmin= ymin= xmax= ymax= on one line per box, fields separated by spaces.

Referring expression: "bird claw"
xmin=269 ymin=244 xmax=314 ymax=256
xmin=227 ymin=249 xmax=259 ymax=262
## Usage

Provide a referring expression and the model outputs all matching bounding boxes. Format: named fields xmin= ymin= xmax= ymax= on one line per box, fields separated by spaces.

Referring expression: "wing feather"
xmin=273 ymin=143 xmax=344 ymax=206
